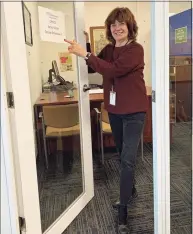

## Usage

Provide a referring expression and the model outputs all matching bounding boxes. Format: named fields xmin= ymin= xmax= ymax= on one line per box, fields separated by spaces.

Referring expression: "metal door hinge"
xmin=19 ymin=216 xmax=26 ymax=233
xmin=152 ymin=90 xmax=156 ymax=103
xmin=6 ymin=92 xmax=14 ymax=108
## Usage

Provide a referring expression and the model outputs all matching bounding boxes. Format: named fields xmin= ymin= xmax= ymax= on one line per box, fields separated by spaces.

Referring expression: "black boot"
xmin=117 ymin=205 xmax=130 ymax=234
xmin=118 ymin=225 xmax=130 ymax=234
xmin=113 ymin=187 xmax=138 ymax=209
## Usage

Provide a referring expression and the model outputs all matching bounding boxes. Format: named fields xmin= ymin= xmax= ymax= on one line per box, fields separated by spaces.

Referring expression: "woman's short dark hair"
xmin=105 ymin=7 xmax=138 ymax=44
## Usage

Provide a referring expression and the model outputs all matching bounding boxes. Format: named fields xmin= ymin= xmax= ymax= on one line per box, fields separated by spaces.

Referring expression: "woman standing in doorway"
xmin=64 ymin=7 xmax=148 ymax=234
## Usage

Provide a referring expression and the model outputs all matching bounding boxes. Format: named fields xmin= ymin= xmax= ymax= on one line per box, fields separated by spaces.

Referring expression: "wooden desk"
xmin=35 ymin=89 xmax=104 ymax=106
xmin=34 ymin=89 xmax=104 ymax=156
xmin=170 ymin=65 xmax=192 ymax=121
xmin=35 ymin=87 xmax=152 ymax=105
xmin=34 ymin=87 xmax=155 ymax=156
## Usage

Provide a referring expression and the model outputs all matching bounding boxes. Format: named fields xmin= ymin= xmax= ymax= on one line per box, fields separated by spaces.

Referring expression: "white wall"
xmin=25 ymin=2 xmax=42 ymax=106
xmin=24 ymin=2 xmax=42 ymax=156
xmin=136 ymin=2 xmax=151 ymax=87
xmin=169 ymin=2 xmax=192 ymax=14
xmin=85 ymin=2 xmax=137 ymax=29
xmin=37 ymin=2 xmax=78 ymax=84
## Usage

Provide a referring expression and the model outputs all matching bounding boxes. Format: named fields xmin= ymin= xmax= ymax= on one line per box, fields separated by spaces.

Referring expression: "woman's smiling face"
xmin=110 ymin=20 xmax=129 ymax=43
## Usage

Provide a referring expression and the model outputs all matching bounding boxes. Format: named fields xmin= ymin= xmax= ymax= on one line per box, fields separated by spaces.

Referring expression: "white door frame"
xmin=1 ymin=41 xmax=20 ymax=234
xmin=1 ymin=2 xmax=94 ymax=234
xmin=1 ymin=2 xmax=42 ymax=233
xmin=151 ymin=2 xmax=170 ymax=234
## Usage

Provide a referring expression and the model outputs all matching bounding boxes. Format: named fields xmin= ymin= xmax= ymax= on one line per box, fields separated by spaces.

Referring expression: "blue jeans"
xmin=108 ymin=112 xmax=146 ymax=206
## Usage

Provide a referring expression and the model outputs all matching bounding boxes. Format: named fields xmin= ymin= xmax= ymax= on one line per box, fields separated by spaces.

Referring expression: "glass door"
xmin=1 ymin=2 xmax=94 ymax=234
xmin=152 ymin=2 xmax=192 ymax=234
xmin=169 ymin=2 xmax=192 ymax=233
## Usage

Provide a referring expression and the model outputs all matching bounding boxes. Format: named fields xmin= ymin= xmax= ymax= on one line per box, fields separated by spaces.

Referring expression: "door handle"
xmin=83 ymin=84 xmax=91 ymax=92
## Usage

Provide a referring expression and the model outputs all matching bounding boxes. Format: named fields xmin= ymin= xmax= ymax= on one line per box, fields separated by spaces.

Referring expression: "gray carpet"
xmin=37 ymin=151 xmax=83 ymax=232
xmin=37 ymin=122 xmax=192 ymax=233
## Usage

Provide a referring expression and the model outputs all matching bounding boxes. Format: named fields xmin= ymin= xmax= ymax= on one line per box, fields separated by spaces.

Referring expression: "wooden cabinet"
xmin=170 ymin=64 xmax=192 ymax=122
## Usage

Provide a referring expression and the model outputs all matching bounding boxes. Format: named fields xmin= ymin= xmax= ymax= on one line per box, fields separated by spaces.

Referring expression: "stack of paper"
xmin=89 ymin=89 xmax=104 ymax=94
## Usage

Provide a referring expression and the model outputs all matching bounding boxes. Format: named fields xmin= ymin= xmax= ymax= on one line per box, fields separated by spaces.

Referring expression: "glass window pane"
xmin=24 ymin=1 xmax=84 ymax=231
xmin=169 ymin=2 xmax=192 ymax=233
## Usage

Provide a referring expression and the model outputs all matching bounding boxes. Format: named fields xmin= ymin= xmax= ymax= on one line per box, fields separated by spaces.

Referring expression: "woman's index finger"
xmin=64 ymin=39 xmax=74 ymax=44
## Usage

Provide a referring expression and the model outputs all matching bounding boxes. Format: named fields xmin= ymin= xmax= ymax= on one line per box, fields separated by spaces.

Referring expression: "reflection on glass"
xmin=169 ymin=4 xmax=192 ymax=233
xmin=37 ymin=102 xmax=82 ymax=231
xmin=30 ymin=2 xmax=84 ymax=232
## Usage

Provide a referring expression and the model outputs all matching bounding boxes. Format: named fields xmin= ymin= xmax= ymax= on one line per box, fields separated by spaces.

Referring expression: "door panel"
xmin=151 ymin=2 xmax=170 ymax=234
xmin=1 ymin=42 xmax=20 ymax=234
xmin=36 ymin=2 xmax=84 ymax=232
xmin=2 ymin=2 xmax=94 ymax=234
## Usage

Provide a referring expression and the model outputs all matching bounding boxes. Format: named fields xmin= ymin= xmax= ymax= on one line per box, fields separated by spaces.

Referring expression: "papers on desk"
xmin=89 ymin=89 xmax=104 ymax=94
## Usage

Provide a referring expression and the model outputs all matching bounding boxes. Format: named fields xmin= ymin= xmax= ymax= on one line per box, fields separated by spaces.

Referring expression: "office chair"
xmin=94 ymin=102 xmax=144 ymax=164
xmin=94 ymin=103 xmax=111 ymax=164
xmin=40 ymin=104 xmax=80 ymax=169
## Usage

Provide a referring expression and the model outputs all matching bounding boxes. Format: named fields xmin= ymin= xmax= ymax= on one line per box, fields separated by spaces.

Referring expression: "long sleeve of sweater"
xmin=86 ymin=43 xmax=144 ymax=79
xmin=86 ymin=42 xmax=105 ymax=74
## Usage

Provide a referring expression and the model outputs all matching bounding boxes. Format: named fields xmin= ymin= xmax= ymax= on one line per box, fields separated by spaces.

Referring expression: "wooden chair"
xmin=94 ymin=103 xmax=144 ymax=164
xmin=40 ymin=104 xmax=79 ymax=168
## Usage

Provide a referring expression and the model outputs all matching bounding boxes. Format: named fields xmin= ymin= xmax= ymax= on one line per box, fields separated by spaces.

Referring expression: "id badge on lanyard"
xmin=109 ymin=40 xmax=132 ymax=106
xmin=110 ymin=86 xmax=116 ymax=106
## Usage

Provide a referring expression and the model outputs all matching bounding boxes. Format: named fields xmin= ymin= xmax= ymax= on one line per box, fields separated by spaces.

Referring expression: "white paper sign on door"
xmin=38 ymin=6 xmax=66 ymax=43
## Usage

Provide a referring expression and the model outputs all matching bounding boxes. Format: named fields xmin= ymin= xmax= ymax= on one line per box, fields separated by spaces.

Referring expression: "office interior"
xmin=22 ymin=2 xmax=192 ymax=233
